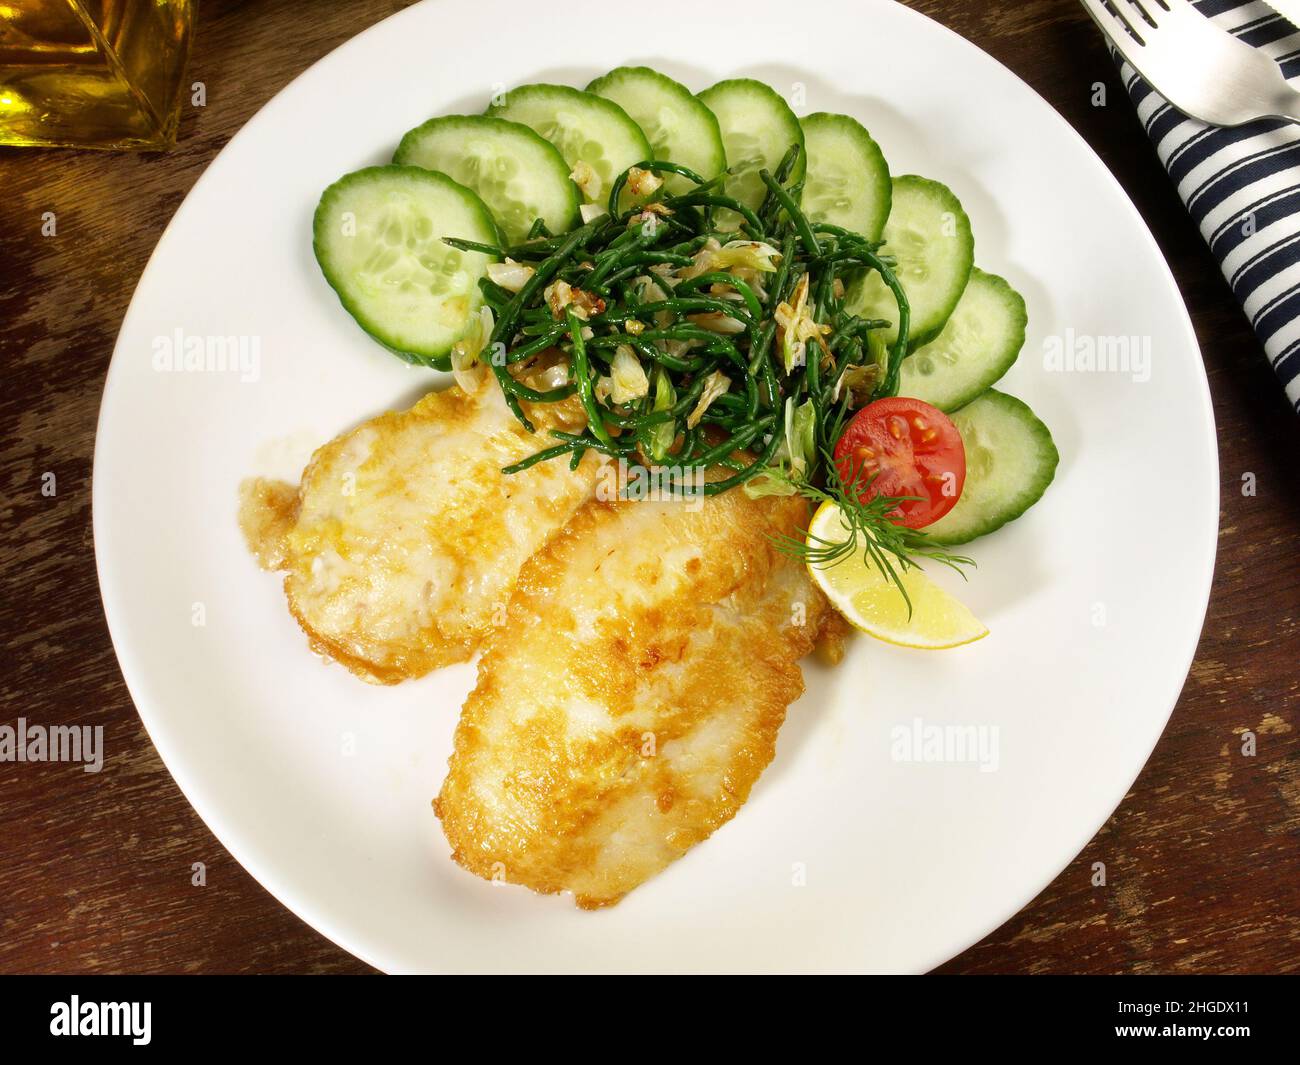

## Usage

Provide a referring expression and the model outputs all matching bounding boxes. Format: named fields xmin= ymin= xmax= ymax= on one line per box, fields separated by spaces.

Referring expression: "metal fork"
xmin=1079 ymin=0 xmax=1300 ymax=125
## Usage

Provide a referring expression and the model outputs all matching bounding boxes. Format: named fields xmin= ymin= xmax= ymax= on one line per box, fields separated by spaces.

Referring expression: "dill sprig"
xmin=769 ymin=450 xmax=975 ymax=618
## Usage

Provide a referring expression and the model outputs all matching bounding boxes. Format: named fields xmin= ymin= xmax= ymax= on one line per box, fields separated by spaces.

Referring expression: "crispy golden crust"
xmin=435 ymin=488 xmax=835 ymax=908
xmin=813 ymin=609 xmax=854 ymax=666
xmin=237 ymin=477 xmax=298 ymax=570
xmin=239 ymin=382 xmax=598 ymax=684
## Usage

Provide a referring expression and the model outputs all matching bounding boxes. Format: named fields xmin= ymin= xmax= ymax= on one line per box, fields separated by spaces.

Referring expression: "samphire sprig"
xmin=450 ymin=144 xmax=912 ymax=495
xmin=770 ymin=451 xmax=975 ymax=618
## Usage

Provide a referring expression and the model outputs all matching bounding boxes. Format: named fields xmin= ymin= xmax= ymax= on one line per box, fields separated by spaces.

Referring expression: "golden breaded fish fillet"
xmin=435 ymin=486 xmax=840 ymax=908
xmin=239 ymin=381 xmax=601 ymax=684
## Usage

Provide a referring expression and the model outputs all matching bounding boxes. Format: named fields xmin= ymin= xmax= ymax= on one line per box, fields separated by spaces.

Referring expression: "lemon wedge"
xmin=805 ymin=501 xmax=989 ymax=649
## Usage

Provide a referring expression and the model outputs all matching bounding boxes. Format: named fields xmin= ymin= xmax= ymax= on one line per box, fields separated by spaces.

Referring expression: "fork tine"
xmin=1097 ymin=0 xmax=1146 ymax=39
xmin=1153 ymin=0 xmax=1201 ymax=17
xmin=1116 ymin=0 xmax=1162 ymax=28
xmin=1158 ymin=0 xmax=1219 ymax=26
xmin=1079 ymin=0 xmax=1147 ymax=64
xmin=1140 ymin=2 xmax=1165 ymax=27
xmin=1083 ymin=0 xmax=1143 ymax=41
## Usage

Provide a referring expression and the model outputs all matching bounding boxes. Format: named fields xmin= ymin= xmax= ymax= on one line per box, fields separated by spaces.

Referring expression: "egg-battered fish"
xmin=435 ymin=485 xmax=845 ymax=908
xmin=239 ymin=380 xmax=602 ymax=684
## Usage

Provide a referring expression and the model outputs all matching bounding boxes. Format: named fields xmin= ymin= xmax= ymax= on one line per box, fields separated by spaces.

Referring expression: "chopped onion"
xmin=679 ymin=238 xmax=780 ymax=281
xmin=686 ymin=371 xmax=731 ymax=429
xmin=746 ymin=397 xmax=814 ymax=496
xmin=609 ymin=344 xmax=650 ymax=403
xmin=486 ymin=258 xmax=534 ymax=293
xmin=633 ymin=275 xmax=673 ymax=329
xmin=645 ymin=367 xmax=677 ymax=462
xmin=688 ymin=311 xmax=747 ymax=335
xmin=570 ymin=160 xmax=600 ymax=201
xmin=544 ymin=279 xmax=573 ymax=317
xmin=535 ymin=359 xmax=571 ymax=390
xmin=775 ymin=273 xmax=829 ymax=372
xmin=449 ymin=305 xmax=494 ymax=392
xmin=833 ymin=362 xmax=882 ymax=407
xmin=784 ymin=397 xmax=816 ymax=480
xmin=626 ymin=166 xmax=664 ymax=197
xmin=717 ymin=240 xmax=781 ymax=273
xmin=544 ymin=279 xmax=604 ymax=320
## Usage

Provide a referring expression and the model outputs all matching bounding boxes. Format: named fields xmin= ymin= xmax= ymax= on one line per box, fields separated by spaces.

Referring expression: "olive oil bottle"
xmin=0 ymin=0 xmax=194 ymax=150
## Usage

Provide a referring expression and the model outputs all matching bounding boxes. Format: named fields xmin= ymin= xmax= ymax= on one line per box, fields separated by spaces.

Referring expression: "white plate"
xmin=93 ymin=0 xmax=1218 ymax=973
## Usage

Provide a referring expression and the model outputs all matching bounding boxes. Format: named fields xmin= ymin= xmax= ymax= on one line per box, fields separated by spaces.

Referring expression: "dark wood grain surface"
xmin=1 ymin=0 xmax=1297 ymax=975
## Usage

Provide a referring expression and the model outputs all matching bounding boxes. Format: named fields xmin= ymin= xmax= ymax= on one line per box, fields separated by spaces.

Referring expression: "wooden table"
xmin=2 ymin=0 xmax=1297 ymax=975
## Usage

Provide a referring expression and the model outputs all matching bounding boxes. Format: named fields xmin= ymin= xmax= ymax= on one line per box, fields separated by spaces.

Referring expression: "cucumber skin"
xmin=800 ymin=111 xmax=892 ymax=242
xmin=901 ymin=268 xmax=1027 ymax=413
xmin=312 ymin=165 xmax=501 ymax=372
xmin=392 ymin=114 xmax=579 ymax=242
xmin=697 ymin=78 xmax=807 ymax=189
xmin=854 ymin=174 xmax=974 ymax=351
xmin=485 ymin=83 xmax=652 ymax=204
xmin=902 ymin=175 xmax=973 ymax=349
xmin=927 ymin=390 xmax=1058 ymax=546
xmin=585 ymin=66 xmax=727 ymax=186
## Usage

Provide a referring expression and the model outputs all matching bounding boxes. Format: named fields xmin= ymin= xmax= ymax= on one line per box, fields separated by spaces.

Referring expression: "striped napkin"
xmin=1116 ymin=0 xmax=1300 ymax=411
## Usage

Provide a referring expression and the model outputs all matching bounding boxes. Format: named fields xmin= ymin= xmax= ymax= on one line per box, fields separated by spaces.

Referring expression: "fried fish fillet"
xmin=435 ymin=486 xmax=843 ymax=908
xmin=239 ymin=381 xmax=601 ymax=684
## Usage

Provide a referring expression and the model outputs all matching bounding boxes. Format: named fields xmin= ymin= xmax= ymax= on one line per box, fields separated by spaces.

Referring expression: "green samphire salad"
xmin=312 ymin=66 xmax=1058 ymax=641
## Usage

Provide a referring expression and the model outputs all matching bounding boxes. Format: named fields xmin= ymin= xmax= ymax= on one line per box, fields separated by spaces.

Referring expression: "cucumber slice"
xmin=697 ymin=78 xmax=804 ymax=222
xmin=800 ymin=112 xmax=891 ymax=241
xmin=486 ymin=83 xmax=652 ymax=208
xmin=925 ymin=390 xmax=1058 ymax=545
xmin=587 ymin=66 xmax=727 ymax=197
xmin=850 ymin=174 xmax=974 ymax=350
xmin=394 ymin=114 xmax=579 ymax=244
xmin=312 ymin=165 xmax=498 ymax=369
xmin=899 ymin=269 xmax=1027 ymax=412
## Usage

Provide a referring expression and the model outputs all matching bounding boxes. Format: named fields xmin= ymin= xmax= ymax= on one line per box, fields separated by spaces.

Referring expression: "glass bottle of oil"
xmin=0 ymin=0 xmax=194 ymax=150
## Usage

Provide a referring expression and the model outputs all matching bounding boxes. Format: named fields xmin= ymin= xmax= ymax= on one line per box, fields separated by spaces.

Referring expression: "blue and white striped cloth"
xmin=1118 ymin=0 xmax=1300 ymax=411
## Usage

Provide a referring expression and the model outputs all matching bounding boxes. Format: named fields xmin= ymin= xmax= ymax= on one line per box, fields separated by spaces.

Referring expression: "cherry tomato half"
xmin=832 ymin=397 xmax=966 ymax=529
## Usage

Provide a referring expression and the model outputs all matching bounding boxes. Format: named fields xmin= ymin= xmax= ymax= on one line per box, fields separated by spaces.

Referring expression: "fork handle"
xmin=1272 ymin=87 xmax=1300 ymax=125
